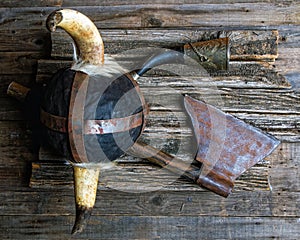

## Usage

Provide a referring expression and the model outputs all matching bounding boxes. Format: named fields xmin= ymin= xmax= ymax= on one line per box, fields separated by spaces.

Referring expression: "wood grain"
xmin=0 ymin=189 xmax=299 ymax=217
xmin=50 ymin=29 xmax=279 ymax=62
xmin=1 ymin=215 xmax=299 ymax=239
xmin=48 ymin=3 xmax=300 ymax=28
xmin=30 ymin=154 xmax=270 ymax=192
xmin=0 ymin=1 xmax=299 ymax=239
xmin=0 ymin=0 xmax=62 ymax=7
xmin=0 ymin=52 xmax=43 ymax=75
xmin=0 ymin=29 xmax=51 ymax=52
xmin=61 ymin=0 xmax=298 ymax=6
xmin=0 ymin=3 xmax=298 ymax=31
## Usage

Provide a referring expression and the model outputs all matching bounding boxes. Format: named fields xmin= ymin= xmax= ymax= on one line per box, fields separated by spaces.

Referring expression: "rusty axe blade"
xmin=184 ymin=95 xmax=280 ymax=197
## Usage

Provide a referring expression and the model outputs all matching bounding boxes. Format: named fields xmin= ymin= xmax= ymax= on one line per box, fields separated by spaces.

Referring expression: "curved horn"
xmin=46 ymin=9 xmax=104 ymax=65
xmin=46 ymin=10 xmax=104 ymax=234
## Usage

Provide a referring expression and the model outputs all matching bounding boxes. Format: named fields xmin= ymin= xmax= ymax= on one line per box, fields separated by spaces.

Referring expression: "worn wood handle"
xmin=127 ymin=140 xmax=201 ymax=184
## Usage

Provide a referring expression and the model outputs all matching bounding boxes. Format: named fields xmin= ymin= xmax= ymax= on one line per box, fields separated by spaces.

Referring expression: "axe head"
xmin=184 ymin=96 xmax=280 ymax=197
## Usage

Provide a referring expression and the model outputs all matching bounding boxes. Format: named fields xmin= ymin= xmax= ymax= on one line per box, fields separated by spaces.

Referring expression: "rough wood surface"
xmin=31 ymin=148 xmax=271 ymax=192
xmin=50 ymin=29 xmax=279 ymax=62
xmin=1 ymin=215 xmax=299 ymax=239
xmin=34 ymin=60 xmax=298 ymax=142
xmin=2 ymin=187 xmax=300 ymax=217
xmin=0 ymin=1 xmax=299 ymax=239
xmin=0 ymin=3 xmax=293 ymax=29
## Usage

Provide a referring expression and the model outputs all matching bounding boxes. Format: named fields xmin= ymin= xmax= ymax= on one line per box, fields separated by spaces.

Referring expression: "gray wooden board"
xmin=0 ymin=3 xmax=296 ymax=29
xmin=1 ymin=188 xmax=300 ymax=217
xmin=36 ymin=59 xmax=290 ymax=87
xmin=1 ymin=215 xmax=299 ymax=239
xmin=29 ymin=136 xmax=298 ymax=194
xmin=0 ymin=1 xmax=299 ymax=239
xmin=30 ymin=153 xmax=270 ymax=192
xmin=50 ymin=29 xmax=279 ymax=62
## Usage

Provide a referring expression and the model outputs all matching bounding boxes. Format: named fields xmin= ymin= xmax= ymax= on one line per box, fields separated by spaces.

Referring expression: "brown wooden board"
xmin=0 ymin=0 xmax=62 ymax=7
xmin=0 ymin=1 xmax=299 ymax=239
xmin=0 ymin=3 xmax=298 ymax=31
xmin=1 ymin=215 xmax=300 ymax=239
xmin=50 ymin=29 xmax=279 ymax=62
xmin=2 ymin=188 xmax=300 ymax=217
xmin=31 ymin=149 xmax=271 ymax=192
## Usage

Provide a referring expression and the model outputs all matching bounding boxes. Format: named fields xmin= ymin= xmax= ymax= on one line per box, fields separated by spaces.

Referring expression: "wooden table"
xmin=0 ymin=1 xmax=299 ymax=239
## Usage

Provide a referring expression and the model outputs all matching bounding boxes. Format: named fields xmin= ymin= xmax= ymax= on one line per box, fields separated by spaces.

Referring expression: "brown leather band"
xmin=41 ymin=108 xmax=144 ymax=136
xmin=68 ymin=72 xmax=90 ymax=163
xmin=41 ymin=108 xmax=144 ymax=134
xmin=40 ymin=108 xmax=68 ymax=133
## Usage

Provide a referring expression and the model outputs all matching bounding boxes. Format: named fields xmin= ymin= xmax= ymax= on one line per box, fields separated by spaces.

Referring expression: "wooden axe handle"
xmin=128 ymin=141 xmax=234 ymax=197
xmin=127 ymin=140 xmax=202 ymax=184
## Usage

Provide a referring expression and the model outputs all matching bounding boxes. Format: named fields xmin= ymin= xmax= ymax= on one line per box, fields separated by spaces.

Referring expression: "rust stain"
xmin=184 ymin=95 xmax=280 ymax=197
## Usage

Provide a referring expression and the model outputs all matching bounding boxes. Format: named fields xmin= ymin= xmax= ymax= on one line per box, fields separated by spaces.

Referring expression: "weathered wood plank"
xmin=0 ymin=52 xmax=43 ymax=75
xmin=0 ymin=124 xmax=37 ymax=188
xmin=0 ymin=121 xmax=34 ymax=188
xmin=0 ymin=188 xmax=299 ymax=217
xmin=275 ymin=25 xmax=300 ymax=79
xmin=276 ymin=47 xmax=300 ymax=79
xmin=0 ymin=215 xmax=299 ymax=239
xmin=0 ymin=0 xmax=62 ymax=7
xmin=0 ymin=121 xmax=35 ymax=188
xmin=0 ymin=4 xmax=298 ymax=32
xmin=0 ymin=98 xmax=23 ymax=120
xmin=0 ymin=121 xmax=32 ymax=147
xmin=0 ymin=29 xmax=51 ymax=52
xmin=277 ymin=25 xmax=300 ymax=49
xmin=61 ymin=0 xmax=298 ymax=6
xmin=36 ymin=59 xmax=290 ymax=85
xmin=270 ymin=166 xmax=300 ymax=193
xmin=50 ymin=29 xmax=279 ymax=62
xmin=269 ymin=142 xmax=300 ymax=192
xmin=0 ymin=153 xmax=32 ymax=188
xmin=229 ymin=112 xmax=300 ymax=142
xmin=36 ymin=59 xmax=290 ymax=87
xmin=29 ymin=134 xmax=293 ymax=194
xmin=29 ymin=156 xmax=270 ymax=192
xmin=57 ymin=3 xmax=299 ymax=28
xmin=0 ymin=8 xmax=51 ymax=31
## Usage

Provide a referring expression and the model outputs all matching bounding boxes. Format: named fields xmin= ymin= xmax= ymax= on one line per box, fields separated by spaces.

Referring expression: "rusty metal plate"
xmin=184 ymin=95 xmax=280 ymax=197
